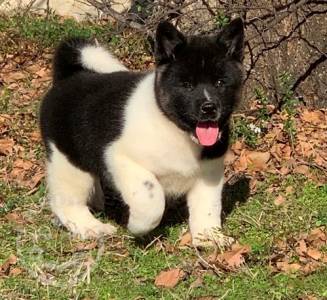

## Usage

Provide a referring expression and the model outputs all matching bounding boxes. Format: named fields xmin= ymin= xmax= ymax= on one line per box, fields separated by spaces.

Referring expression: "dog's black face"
xmin=154 ymin=19 xmax=244 ymax=146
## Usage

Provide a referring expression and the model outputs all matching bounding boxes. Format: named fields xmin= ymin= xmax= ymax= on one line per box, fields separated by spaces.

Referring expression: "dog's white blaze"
xmin=80 ymin=45 xmax=127 ymax=73
xmin=203 ymin=88 xmax=212 ymax=102
xmin=47 ymin=142 xmax=116 ymax=238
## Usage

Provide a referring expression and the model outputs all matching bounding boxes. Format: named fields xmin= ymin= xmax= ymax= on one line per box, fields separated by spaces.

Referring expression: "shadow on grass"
xmin=103 ymin=174 xmax=250 ymax=246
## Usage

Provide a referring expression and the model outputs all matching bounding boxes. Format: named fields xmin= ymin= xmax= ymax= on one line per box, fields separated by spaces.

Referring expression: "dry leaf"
xmin=295 ymin=240 xmax=307 ymax=256
xmin=9 ymin=267 xmax=23 ymax=276
xmin=302 ymin=261 xmax=321 ymax=275
xmin=35 ymin=68 xmax=48 ymax=78
xmin=0 ymin=254 xmax=17 ymax=275
xmin=179 ymin=232 xmax=192 ymax=247
xmin=224 ymin=150 xmax=236 ymax=165
xmin=294 ymin=165 xmax=310 ymax=175
xmin=301 ymin=110 xmax=325 ymax=124
xmin=5 ymin=212 xmax=28 ymax=225
xmin=28 ymin=171 xmax=44 ymax=189
xmin=74 ymin=241 xmax=97 ymax=252
xmin=306 ymin=248 xmax=322 ymax=260
xmin=307 ymin=228 xmax=327 ymax=243
xmin=285 ymin=186 xmax=294 ymax=194
xmin=154 ymin=268 xmax=185 ymax=288
xmin=276 ymin=261 xmax=301 ymax=273
xmin=231 ymin=140 xmax=243 ymax=154
xmin=216 ymin=243 xmax=251 ymax=269
xmin=274 ymin=195 xmax=285 ymax=206
xmin=0 ymin=138 xmax=14 ymax=155
xmin=247 ymin=151 xmax=270 ymax=171
xmin=190 ymin=277 xmax=203 ymax=289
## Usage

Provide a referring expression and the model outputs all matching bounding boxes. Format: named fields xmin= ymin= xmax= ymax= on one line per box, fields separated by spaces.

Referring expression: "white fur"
xmin=47 ymin=142 xmax=117 ymax=238
xmin=50 ymin=48 xmax=227 ymax=244
xmin=187 ymin=158 xmax=225 ymax=246
xmin=80 ymin=45 xmax=127 ymax=73
xmin=204 ymin=88 xmax=212 ymax=102
xmin=104 ymin=73 xmax=225 ymax=241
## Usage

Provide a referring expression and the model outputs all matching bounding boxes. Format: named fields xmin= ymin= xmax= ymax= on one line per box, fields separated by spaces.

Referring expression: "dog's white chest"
xmin=109 ymin=73 xmax=202 ymax=196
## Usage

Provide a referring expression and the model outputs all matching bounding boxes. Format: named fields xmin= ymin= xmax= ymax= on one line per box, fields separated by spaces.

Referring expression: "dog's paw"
xmin=65 ymin=219 xmax=117 ymax=239
xmin=192 ymin=227 xmax=234 ymax=248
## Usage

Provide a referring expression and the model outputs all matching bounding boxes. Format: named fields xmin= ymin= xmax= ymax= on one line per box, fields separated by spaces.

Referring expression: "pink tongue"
xmin=196 ymin=122 xmax=219 ymax=146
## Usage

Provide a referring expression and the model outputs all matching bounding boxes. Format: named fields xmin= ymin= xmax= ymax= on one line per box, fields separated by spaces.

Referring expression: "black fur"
xmin=41 ymin=66 xmax=145 ymax=175
xmin=40 ymin=20 xmax=244 ymax=225
xmin=52 ymin=37 xmax=91 ymax=83
xmin=154 ymin=18 xmax=244 ymax=159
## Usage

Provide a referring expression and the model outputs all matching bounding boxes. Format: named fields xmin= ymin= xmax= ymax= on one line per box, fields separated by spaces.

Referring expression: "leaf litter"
xmin=0 ymin=23 xmax=326 ymax=294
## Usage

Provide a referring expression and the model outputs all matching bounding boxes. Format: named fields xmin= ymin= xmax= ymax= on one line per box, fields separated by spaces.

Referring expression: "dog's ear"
xmin=155 ymin=21 xmax=186 ymax=64
xmin=218 ymin=18 xmax=244 ymax=61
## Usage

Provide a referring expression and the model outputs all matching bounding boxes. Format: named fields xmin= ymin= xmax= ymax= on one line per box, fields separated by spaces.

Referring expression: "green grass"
xmin=0 ymin=13 xmax=114 ymax=47
xmin=1 ymin=177 xmax=326 ymax=299
xmin=0 ymin=13 xmax=326 ymax=300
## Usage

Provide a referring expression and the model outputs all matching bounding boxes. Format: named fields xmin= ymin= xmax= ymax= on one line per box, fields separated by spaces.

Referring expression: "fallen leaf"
xmin=0 ymin=138 xmax=14 ymax=155
xmin=234 ymin=149 xmax=248 ymax=172
xmin=28 ymin=171 xmax=44 ymax=189
xmin=74 ymin=241 xmax=97 ymax=252
xmin=4 ymin=71 xmax=26 ymax=83
xmin=306 ymin=248 xmax=322 ymax=260
xmin=295 ymin=240 xmax=307 ymax=256
xmin=9 ymin=267 xmax=23 ymax=276
xmin=0 ymin=254 xmax=17 ymax=275
xmin=245 ymin=151 xmax=270 ymax=171
xmin=155 ymin=268 xmax=185 ymax=288
xmin=231 ymin=140 xmax=243 ymax=154
xmin=285 ymin=186 xmax=294 ymax=194
xmin=179 ymin=232 xmax=192 ymax=247
xmin=5 ymin=212 xmax=28 ymax=225
xmin=274 ymin=195 xmax=285 ymax=206
xmin=224 ymin=150 xmax=236 ymax=165
xmin=294 ymin=165 xmax=310 ymax=175
xmin=307 ymin=228 xmax=327 ymax=242
xmin=302 ymin=261 xmax=321 ymax=275
xmin=35 ymin=67 xmax=48 ymax=78
xmin=215 ymin=243 xmax=251 ymax=269
xmin=301 ymin=110 xmax=325 ymax=124
xmin=276 ymin=261 xmax=301 ymax=273
xmin=190 ymin=277 xmax=203 ymax=289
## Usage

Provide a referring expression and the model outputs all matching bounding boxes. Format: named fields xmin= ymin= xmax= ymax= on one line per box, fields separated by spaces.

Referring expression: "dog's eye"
xmin=182 ymin=82 xmax=194 ymax=91
xmin=215 ymin=79 xmax=225 ymax=88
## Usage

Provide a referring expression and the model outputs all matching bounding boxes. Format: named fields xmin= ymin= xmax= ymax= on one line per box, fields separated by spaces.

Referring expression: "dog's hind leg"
xmin=47 ymin=143 xmax=116 ymax=238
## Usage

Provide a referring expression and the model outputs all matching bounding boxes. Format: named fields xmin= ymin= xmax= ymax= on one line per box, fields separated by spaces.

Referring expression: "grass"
xmin=0 ymin=13 xmax=326 ymax=300
xmin=1 ymin=179 xmax=326 ymax=299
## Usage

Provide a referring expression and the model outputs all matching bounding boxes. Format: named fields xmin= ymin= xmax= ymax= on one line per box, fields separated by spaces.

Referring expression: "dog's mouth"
xmin=193 ymin=121 xmax=220 ymax=146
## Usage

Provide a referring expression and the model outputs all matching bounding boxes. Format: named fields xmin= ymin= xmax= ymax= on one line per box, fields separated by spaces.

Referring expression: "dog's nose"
xmin=201 ymin=102 xmax=217 ymax=115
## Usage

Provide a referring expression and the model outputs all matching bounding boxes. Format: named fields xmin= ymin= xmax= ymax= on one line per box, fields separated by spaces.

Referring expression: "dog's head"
xmin=154 ymin=19 xmax=244 ymax=146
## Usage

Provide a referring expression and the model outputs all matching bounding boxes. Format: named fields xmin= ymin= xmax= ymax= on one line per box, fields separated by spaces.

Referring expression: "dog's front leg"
xmin=107 ymin=151 xmax=165 ymax=236
xmin=187 ymin=157 xmax=233 ymax=247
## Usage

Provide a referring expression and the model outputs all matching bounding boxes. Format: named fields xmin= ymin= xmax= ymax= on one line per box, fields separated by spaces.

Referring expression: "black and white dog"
xmin=40 ymin=19 xmax=244 ymax=246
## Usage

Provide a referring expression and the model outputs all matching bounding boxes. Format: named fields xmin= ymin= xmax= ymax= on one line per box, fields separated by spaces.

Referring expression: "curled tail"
xmin=53 ymin=37 xmax=127 ymax=83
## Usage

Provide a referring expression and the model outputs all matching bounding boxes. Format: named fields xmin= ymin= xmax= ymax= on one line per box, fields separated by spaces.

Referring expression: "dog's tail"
xmin=53 ymin=37 xmax=127 ymax=83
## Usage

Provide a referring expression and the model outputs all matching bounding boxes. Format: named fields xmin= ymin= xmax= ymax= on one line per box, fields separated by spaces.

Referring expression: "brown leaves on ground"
xmin=270 ymin=227 xmax=327 ymax=274
xmin=234 ymin=149 xmax=270 ymax=173
xmin=227 ymin=108 xmax=327 ymax=193
xmin=154 ymin=268 xmax=185 ymax=288
xmin=0 ymin=39 xmax=50 ymax=194
xmin=179 ymin=232 xmax=192 ymax=247
xmin=0 ymin=254 xmax=23 ymax=277
xmin=208 ymin=243 xmax=251 ymax=271
xmin=8 ymin=158 xmax=44 ymax=189
xmin=0 ymin=138 xmax=15 ymax=155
